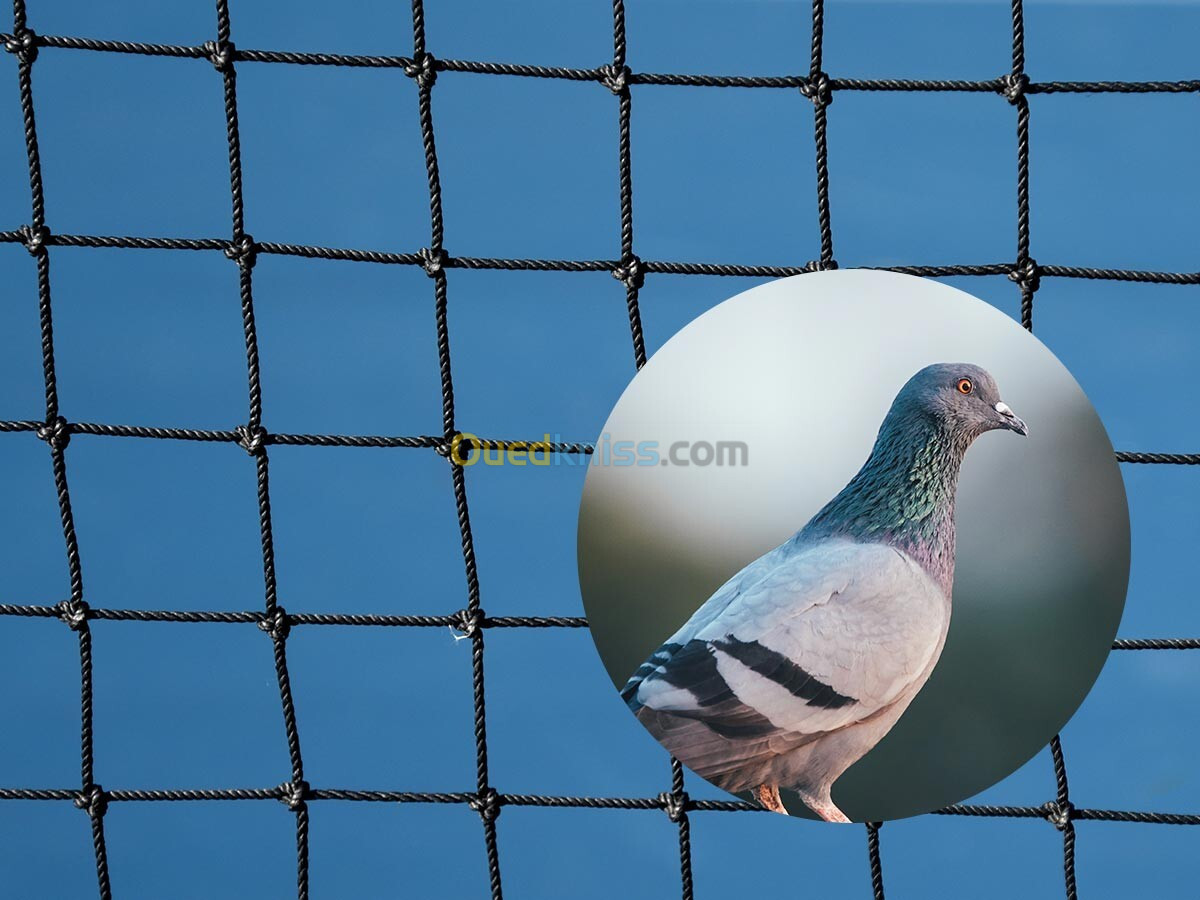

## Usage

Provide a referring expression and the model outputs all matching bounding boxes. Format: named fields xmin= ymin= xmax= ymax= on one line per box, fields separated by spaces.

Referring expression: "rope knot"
xmin=258 ymin=607 xmax=291 ymax=643
xmin=235 ymin=423 xmax=268 ymax=456
xmin=419 ymin=246 xmax=447 ymax=278
xmin=405 ymin=52 xmax=437 ymax=88
xmin=203 ymin=39 xmax=236 ymax=73
xmin=445 ymin=433 xmax=481 ymax=466
xmin=1001 ymin=73 xmax=1029 ymax=104
xmin=279 ymin=780 xmax=309 ymax=811
xmin=19 ymin=223 xmax=49 ymax=256
xmin=801 ymin=71 xmax=834 ymax=108
xmin=37 ymin=415 xmax=71 ymax=450
xmin=806 ymin=258 xmax=839 ymax=273
xmin=57 ymin=599 xmax=89 ymax=631
xmin=601 ymin=63 xmax=631 ymax=95
xmin=453 ymin=607 xmax=484 ymax=638
xmin=469 ymin=788 xmax=501 ymax=822
xmin=1043 ymin=799 xmax=1074 ymax=830
xmin=4 ymin=27 xmax=38 ymax=63
xmin=659 ymin=791 xmax=689 ymax=823
xmin=224 ymin=234 xmax=257 ymax=269
xmin=74 ymin=784 xmax=107 ymax=819
xmin=612 ymin=255 xmax=644 ymax=290
xmin=1009 ymin=257 xmax=1040 ymax=293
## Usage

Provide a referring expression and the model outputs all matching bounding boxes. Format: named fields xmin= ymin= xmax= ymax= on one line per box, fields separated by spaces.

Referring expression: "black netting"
xmin=2 ymin=1 xmax=1198 ymax=898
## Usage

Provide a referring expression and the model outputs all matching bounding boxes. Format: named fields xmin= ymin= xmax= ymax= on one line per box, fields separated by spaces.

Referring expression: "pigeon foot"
xmin=753 ymin=783 xmax=788 ymax=814
xmin=794 ymin=788 xmax=852 ymax=824
xmin=813 ymin=803 xmax=851 ymax=824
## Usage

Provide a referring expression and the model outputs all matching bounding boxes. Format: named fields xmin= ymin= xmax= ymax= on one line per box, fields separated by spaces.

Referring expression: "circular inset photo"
xmin=577 ymin=270 xmax=1129 ymax=823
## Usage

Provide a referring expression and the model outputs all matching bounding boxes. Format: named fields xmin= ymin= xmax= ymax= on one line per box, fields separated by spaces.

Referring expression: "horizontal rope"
xmin=0 ymin=786 xmax=1195 ymax=825
xmin=0 ymin=604 xmax=1186 ymax=651
xmin=0 ymin=604 xmax=586 ymax=629
xmin=1114 ymin=452 xmax=1200 ymax=465
xmin=1041 ymin=265 xmax=1200 ymax=285
xmin=0 ymin=421 xmax=591 ymax=454
xmin=1112 ymin=638 xmax=1200 ymax=650
xmin=6 ymin=230 xmax=1200 ymax=289
xmin=5 ymin=34 xmax=1200 ymax=98
xmin=1 ymin=421 xmax=1189 ymax=468
xmin=937 ymin=804 xmax=1200 ymax=825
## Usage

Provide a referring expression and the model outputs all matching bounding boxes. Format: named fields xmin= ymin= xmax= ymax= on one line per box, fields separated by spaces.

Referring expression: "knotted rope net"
xmin=2 ymin=1 xmax=1197 ymax=898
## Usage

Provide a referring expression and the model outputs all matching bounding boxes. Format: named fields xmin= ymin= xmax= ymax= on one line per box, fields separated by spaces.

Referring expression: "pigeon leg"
xmin=812 ymin=803 xmax=851 ymax=824
xmin=795 ymin=788 xmax=852 ymax=824
xmin=753 ymin=783 xmax=788 ymax=814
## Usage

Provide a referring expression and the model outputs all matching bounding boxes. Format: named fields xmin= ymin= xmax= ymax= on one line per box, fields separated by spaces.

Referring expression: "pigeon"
xmin=622 ymin=363 xmax=1027 ymax=823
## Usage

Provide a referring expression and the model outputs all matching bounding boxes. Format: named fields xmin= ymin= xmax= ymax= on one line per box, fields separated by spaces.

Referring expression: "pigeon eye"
xmin=956 ymin=378 xmax=973 ymax=395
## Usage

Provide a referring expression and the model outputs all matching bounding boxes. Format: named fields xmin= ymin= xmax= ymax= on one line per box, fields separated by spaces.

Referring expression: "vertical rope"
xmin=295 ymin=803 xmax=310 ymax=897
xmin=610 ymin=0 xmax=647 ymax=369
xmin=9 ymin=2 xmax=111 ymax=896
xmin=808 ymin=0 xmax=836 ymax=269
xmin=408 ymin=2 xmax=503 ymax=895
xmin=210 ymin=2 xmax=309 ymax=896
xmin=1008 ymin=0 xmax=1037 ymax=330
xmin=1049 ymin=736 xmax=1078 ymax=900
xmin=866 ymin=822 xmax=885 ymax=900
xmin=76 ymin=620 xmax=109 ymax=898
xmin=667 ymin=757 xmax=694 ymax=900
xmin=608 ymin=0 xmax=688 ymax=891
xmin=1008 ymin=16 xmax=1068 ymax=900
xmin=1012 ymin=1 xmax=1067 ymax=890
xmin=809 ymin=0 xmax=824 ymax=77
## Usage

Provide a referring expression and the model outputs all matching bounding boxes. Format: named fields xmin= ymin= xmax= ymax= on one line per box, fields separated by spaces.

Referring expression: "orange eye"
xmin=957 ymin=378 xmax=973 ymax=395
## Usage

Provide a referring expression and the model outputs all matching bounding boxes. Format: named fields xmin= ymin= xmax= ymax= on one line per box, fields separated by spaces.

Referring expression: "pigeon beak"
xmin=994 ymin=401 xmax=1028 ymax=436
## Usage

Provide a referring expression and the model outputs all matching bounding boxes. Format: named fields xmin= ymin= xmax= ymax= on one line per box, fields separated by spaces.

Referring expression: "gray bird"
xmin=622 ymin=363 xmax=1027 ymax=822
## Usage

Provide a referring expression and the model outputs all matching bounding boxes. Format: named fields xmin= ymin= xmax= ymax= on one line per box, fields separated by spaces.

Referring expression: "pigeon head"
xmin=892 ymin=363 xmax=1028 ymax=439
xmin=800 ymin=362 xmax=1027 ymax=593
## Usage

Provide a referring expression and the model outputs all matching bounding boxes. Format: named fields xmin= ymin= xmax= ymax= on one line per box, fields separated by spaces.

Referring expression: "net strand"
xmin=866 ymin=821 xmax=885 ymax=900
xmin=0 ymin=602 xmax=1184 ymax=651
xmin=6 ymin=228 xmax=1200 ymax=286
xmin=8 ymin=0 xmax=111 ymax=896
xmin=4 ymin=30 xmax=1200 ymax=95
xmin=1050 ymin=736 xmax=1079 ymax=900
xmin=2 ymin=0 xmax=1196 ymax=897
xmin=1008 ymin=4 xmax=1076 ymax=891
xmin=212 ymin=1 xmax=312 ymax=895
xmin=809 ymin=0 xmax=835 ymax=269
xmin=0 ymin=421 xmax=1191 ymax=464
xmin=612 ymin=0 xmax=648 ymax=370
xmin=405 ymin=1 xmax=504 ymax=894
xmin=2 ymin=785 xmax=1197 ymax=822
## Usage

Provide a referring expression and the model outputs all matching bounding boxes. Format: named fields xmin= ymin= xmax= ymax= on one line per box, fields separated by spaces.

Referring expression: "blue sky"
xmin=1 ymin=1 xmax=1198 ymax=898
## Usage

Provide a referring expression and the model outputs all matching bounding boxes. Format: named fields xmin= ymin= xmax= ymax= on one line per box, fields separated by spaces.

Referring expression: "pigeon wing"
xmin=629 ymin=539 xmax=948 ymax=782
xmin=620 ymin=540 xmax=790 ymax=707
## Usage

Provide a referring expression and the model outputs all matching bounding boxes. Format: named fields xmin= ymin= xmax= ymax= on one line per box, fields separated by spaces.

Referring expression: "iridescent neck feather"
xmin=797 ymin=406 xmax=973 ymax=595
